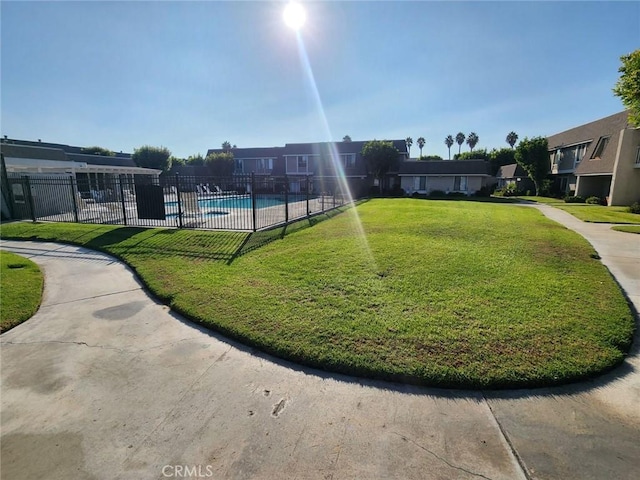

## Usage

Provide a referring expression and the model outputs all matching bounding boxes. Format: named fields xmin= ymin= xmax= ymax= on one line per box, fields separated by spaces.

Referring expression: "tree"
xmin=466 ymin=132 xmax=479 ymax=152
xmin=489 ymin=147 xmax=516 ymax=176
xmin=444 ymin=135 xmax=454 ymax=160
xmin=455 ymin=132 xmax=465 ymax=154
xmin=515 ymin=136 xmax=550 ymax=196
xmin=416 ymin=137 xmax=426 ymax=157
xmin=455 ymin=149 xmax=490 ymax=161
xmin=132 ymin=145 xmax=172 ymax=171
xmin=405 ymin=137 xmax=413 ymax=156
xmin=186 ymin=153 xmax=205 ymax=166
xmin=613 ymin=49 xmax=640 ymax=127
xmin=221 ymin=141 xmax=232 ymax=153
xmin=343 ymin=135 xmax=352 ymax=142
xmin=81 ymin=146 xmax=114 ymax=156
xmin=205 ymin=152 xmax=234 ymax=176
xmin=418 ymin=155 xmax=443 ymax=161
xmin=361 ymin=140 xmax=400 ymax=185
xmin=506 ymin=131 xmax=518 ymax=149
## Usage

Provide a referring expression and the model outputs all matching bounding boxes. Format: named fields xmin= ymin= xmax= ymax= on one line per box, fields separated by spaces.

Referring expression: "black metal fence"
xmin=4 ymin=173 xmax=356 ymax=231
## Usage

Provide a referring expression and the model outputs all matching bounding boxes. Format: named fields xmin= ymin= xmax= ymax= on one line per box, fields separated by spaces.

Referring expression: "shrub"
xmin=628 ymin=202 xmax=640 ymax=214
xmin=586 ymin=196 xmax=602 ymax=205
xmin=447 ymin=192 xmax=467 ymax=198
xmin=411 ymin=192 xmax=426 ymax=199
xmin=389 ymin=185 xmax=405 ymax=197
xmin=429 ymin=190 xmax=446 ymax=197
xmin=564 ymin=195 xmax=586 ymax=203
xmin=493 ymin=183 xmax=521 ymax=197
xmin=474 ymin=185 xmax=492 ymax=197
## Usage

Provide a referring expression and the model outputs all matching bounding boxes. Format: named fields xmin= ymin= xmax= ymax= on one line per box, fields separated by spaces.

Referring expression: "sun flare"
xmin=283 ymin=2 xmax=306 ymax=31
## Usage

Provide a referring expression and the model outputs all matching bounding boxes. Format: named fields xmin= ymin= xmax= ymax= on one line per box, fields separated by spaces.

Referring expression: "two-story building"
xmin=207 ymin=139 xmax=409 ymax=197
xmin=547 ymin=111 xmax=639 ymax=205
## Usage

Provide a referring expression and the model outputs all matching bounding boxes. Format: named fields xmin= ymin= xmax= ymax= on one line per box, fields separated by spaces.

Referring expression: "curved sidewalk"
xmin=1 ymin=205 xmax=639 ymax=480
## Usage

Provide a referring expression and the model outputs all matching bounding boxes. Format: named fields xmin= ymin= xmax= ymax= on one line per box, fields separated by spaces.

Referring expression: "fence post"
xmin=70 ymin=176 xmax=79 ymax=223
xmin=321 ymin=185 xmax=325 ymax=213
xmin=119 ymin=175 xmax=128 ymax=226
xmin=251 ymin=173 xmax=257 ymax=232
xmin=306 ymin=175 xmax=310 ymax=218
xmin=284 ymin=174 xmax=289 ymax=224
xmin=175 ymin=173 xmax=183 ymax=229
xmin=24 ymin=176 xmax=36 ymax=221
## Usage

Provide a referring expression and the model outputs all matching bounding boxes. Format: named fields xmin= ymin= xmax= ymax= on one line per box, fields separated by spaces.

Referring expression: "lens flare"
xmin=283 ymin=2 xmax=306 ymax=31
xmin=293 ymin=31 xmax=378 ymax=271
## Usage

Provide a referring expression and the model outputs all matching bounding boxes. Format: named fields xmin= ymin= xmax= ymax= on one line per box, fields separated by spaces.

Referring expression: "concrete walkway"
xmin=1 ymin=206 xmax=639 ymax=480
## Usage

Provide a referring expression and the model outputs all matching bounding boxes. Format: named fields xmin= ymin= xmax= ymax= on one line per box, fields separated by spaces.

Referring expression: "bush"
xmin=446 ymin=192 xmax=467 ymax=198
xmin=429 ymin=190 xmax=446 ymax=197
xmin=369 ymin=186 xmax=381 ymax=196
xmin=474 ymin=185 xmax=492 ymax=197
xmin=586 ymin=196 xmax=602 ymax=205
xmin=389 ymin=185 xmax=405 ymax=197
xmin=411 ymin=192 xmax=426 ymax=199
xmin=628 ymin=202 xmax=640 ymax=214
xmin=564 ymin=195 xmax=586 ymax=203
xmin=493 ymin=183 xmax=521 ymax=197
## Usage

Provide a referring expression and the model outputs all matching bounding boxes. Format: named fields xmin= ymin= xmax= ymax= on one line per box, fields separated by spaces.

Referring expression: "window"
xmin=635 ymin=146 xmax=640 ymax=165
xmin=257 ymin=158 xmax=273 ymax=171
xmin=454 ymin=176 xmax=467 ymax=191
xmin=235 ymin=159 xmax=243 ymax=173
xmin=591 ymin=136 xmax=610 ymax=159
xmin=297 ymin=156 xmax=307 ymax=170
xmin=413 ymin=176 xmax=427 ymax=191
xmin=341 ymin=153 xmax=356 ymax=168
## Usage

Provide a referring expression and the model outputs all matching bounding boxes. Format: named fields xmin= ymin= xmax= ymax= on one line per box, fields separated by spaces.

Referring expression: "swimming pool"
xmin=165 ymin=195 xmax=288 ymax=211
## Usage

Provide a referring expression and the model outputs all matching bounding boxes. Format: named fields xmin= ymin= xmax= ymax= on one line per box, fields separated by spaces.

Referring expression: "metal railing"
xmin=4 ymin=173 xmax=354 ymax=231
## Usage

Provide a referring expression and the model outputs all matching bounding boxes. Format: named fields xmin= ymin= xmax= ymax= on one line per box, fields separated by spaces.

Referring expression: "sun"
xmin=283 ymin=2 xmax=306 ymax=31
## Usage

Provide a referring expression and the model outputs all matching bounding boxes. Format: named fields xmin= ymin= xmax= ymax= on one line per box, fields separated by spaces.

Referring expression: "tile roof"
xmin=547 ymin=111 xmax=630 ymax=175
xmin=398 ymin=160 xmax=491 ymax=176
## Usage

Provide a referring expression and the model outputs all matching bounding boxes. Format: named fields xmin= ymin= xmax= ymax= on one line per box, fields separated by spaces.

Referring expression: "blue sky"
xmin=2 ymin=1 xmax=638 ymax=159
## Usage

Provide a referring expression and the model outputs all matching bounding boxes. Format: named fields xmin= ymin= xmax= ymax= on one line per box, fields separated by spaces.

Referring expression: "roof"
xmin=547 ymin=111 xmax=630 ymax=175
xmin=398 ymin=160 xmax=491 ymax=176
xmin=496 ymin=163 xmax=527 ymax=179
xmin=207 ymin=140 xmax=409 ymax=158
xmin=206 ymin=147 xmax=282 ymax=158
xmin=1 ymin=143 xmax=68 ymax=162
xmin=67 ymin=153 xmax=137 ymax=168
xmin=1 ymin=138 xmax=131 ymax=158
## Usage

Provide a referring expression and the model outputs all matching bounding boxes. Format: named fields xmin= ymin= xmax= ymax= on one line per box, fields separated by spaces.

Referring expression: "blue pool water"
xmin=166 ymin=195 xmax=288 ymax=211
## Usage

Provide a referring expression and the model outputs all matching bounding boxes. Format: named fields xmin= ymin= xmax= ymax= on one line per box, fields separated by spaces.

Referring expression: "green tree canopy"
xmin=454 ymin=149 xmax=490 ymax=161
xmin=221 ymin=141 xmax=232 ymax=153
xmin=205 ymin=152 xmax=234 ymax=176
xmin=361 ymin=140 xmax=400 ymax=181
xmin=81 ymin=146 xmax=114 ymax=156
xmin=186 ymin=153 xmax=205 ymax=166
xmin=515 ymin=136 xmax=550 ymax=195
xmin=343 ymin=135 xmax=352 ymax=142
xmin=418 ymin=155 xmax=443 ymax=161
xmin=489 ymin=148 xmax=516 ymax=176
xmin=132 ymin=145 xmax=172 ymax=171
xmin=613 ymin=49 xmax=640 ymax=127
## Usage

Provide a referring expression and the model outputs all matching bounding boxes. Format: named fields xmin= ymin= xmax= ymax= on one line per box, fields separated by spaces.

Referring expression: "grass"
xmin=0 ymin=251 xmax=44 ymax=333
xmin=0 ymin=199 xmax=635 ymax=389
xmin=612 ymin=225 xmax=640 ymax=235
xmin=519 ymin=196 xmax=640 ymax=224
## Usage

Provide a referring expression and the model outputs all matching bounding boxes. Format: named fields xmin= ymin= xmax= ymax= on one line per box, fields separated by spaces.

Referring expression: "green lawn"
xmin=0 ymin=199 xmax=635 ymax=388
xmin=0 ymin=251 xmax=44 ymax=333
xmin=612 ymin=225 xmax=640 ymax=234
xmin=519 ymin=196 xmax=640 ymax=224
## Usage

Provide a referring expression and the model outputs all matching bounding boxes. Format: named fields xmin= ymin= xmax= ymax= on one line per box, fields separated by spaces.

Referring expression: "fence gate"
xmin=6 ymin=176 xmax=34 ymax=220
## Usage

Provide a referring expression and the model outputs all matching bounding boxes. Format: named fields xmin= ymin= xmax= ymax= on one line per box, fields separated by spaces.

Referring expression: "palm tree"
xmin=417 ymin=137 xmax=426 ymax=157
xmin=506 ymin=131 xmax=518 ymax=149
xmin=343 ymin=135 xmax=352 ymax=142
xmin=405 ymin=137 xmax=413 ymax=156
xmin=466 ymin=132 xmax=479 ymax=152
xmin=444 ymin=135 xmax=454 ymax=160
xmin=455 ymin=132 xmax=465 ymax=155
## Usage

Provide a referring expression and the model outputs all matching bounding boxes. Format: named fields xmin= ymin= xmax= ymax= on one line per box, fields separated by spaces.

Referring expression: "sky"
xmin=1 ymin=0 xmax=639 ymax=160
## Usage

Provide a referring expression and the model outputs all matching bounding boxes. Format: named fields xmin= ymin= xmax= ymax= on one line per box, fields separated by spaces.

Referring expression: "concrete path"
xmin=1 ymin=206 xmax=639 ymax=480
